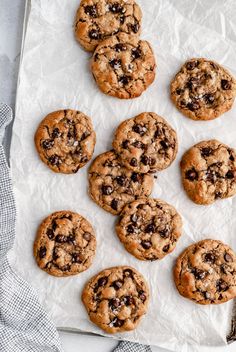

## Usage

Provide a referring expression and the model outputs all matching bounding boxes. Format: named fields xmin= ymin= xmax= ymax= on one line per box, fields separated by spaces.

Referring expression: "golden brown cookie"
xmin=174 ymin=239 xmax=236 ymax=304
xmin=113 ymin=112 xmax=178 ymax=173
xmin=82 ymin=266 xmax=149 ymax=333
xmin=74 ymin=0 xmax=142 ymax=52
xmin=88 ymin=150 xmax=154 ymax=215
xmin=170 ymin=58 xmax=236 ymax=121
xmin=181 ymin=139 xmax=236 ymax=205
xmin=91 ymin=33 xmax=156 ymax=99
xmin=116 ymin=198 xmax=182 ymax=261
xmin=34 ymin=211 xmax=96 ymax=277
xmin=35 ymin=109 xmax=96 ymax=174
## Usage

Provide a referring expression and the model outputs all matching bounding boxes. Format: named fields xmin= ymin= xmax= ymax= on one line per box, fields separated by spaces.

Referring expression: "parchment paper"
xmin=9 ymin=0 xmax=236 ymax=351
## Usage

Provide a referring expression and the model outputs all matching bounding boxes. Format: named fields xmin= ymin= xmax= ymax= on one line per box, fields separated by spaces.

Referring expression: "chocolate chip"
xmin=185 ymin=168 xmax=198 ymax=181
xmin=111 ymin=199 xmax=118 ymax=211
xmin=62 ymin=264 xmax=71 ymax=271
xmin=109 ymin=3 xmax=124 ymax=13
xmin=48 ymin=155 xmax=61 ymax=166
xmin=81 ymin=131 xmax=89 ymax=141
xmin=215 ymin=192 xmax=222 ymax=199
xmin=112 ymin=280 xmax=123 ymax=290
xmin=131 ymin=172 xmax=140 ymax=183
xmin=221 ymin=79 xmax=231 ymax=90
xmin=97 ymin=277 xmax=108 ymax=287
xmin=159 ymin=229 xmax=169 ymax=238
xmin=42 ymin=139 xmax=54 ymax=149
xmin=186 ymin=61 xmax=198 ymax=70
xmin=132 ymin=140 xmax=144 ymax=149
xmin=52 ymin=249 xmax=59 ymax=261
xmin=124 ymin=295 xmax=134 ymax=306
xmin=216 ymin=279 xmax=228 ymax=292
xmin=132 ymin=124 xmax=146 ymax=135
xmin=162 ymin=244 xmax=170 ymax=252
xmin=122 ymin=140 xmax=129 ymax=149
xmin=131 ymin=23 xmax=139 ymax=33
xmin=204 ymin=93 xmax=215 ymax=104
xmin=186 ymin=77 xmax=200 ymax=90
xmin=226 ymin=170 xmax=234 ymax=179
xmin=109 ymin=298 xmax=120 ymax=310
xmin=123 ymin=269 xmax=133 ymax=278
xmin=112 ymin=318 xmax=124 ymax=327
xmin=83 ymin=232 xmax=91 ymax=241
xmin=176 ymin=88 xmax=184 ymax=95
xmin=127 ymin=224 xmax=136 ymax=234
xmin=141 ymin=241 xmax=152 ymax=249
xmin=89 ymin=29 xmax=100 ymax=40
xmin=115 ymin=43 xmax=127 ymax=52
xmin=84 ymin=5 xmax=97 ymax=17
xmin=187 ymin=101 xmax=200 ymax=111
xmin=154 ymin=127 xmax=161 ymax=138
xmin=224 ymin=253 xmax=233 ymax=262
xmin=55 ymin=235 xmax=67 ymax=243
xmin=160 ymin=140 xmax=169 ymax=150
xmin=141 ymin=155 xmax=149 ymax=165
xmin=52 ymin=128 xmax=60 ymax=138
xmin=116 ymin=175 xmax=126 ymax=186
xmin=138 ymin=290 xmax=146 ymax=301
xmin=228 ymin=149 xmax=235 ymax=161
xmin=131 ymin=47 xmax=142 ymax=59
xmin=145 ymin=224 xmax=155 ymax=233
xmin=39 ymin=246 xmax=46 ymax=259
xmin=67 ymin=234 xmax=76 ymax=244
xmin=204 ymin=252 xmax=215 ymax=263
xmin=119 ymin=75 xmax=130 ymax=85
xmin=46 ymin=228 xmax=54 ymax=240
xmin=109 ymin=58 xmax=121 ymax=69
xmin=130 ymin=158 xmax=138 ymax=167
xmin=52 ymin=220 xmax=57 ymax=231
xmin=201 ymin=147 xmax=212 ymax=157
xmin=192 ymin=268 xmax=206 ymax=280
xmin=131 ymin=214 xmax=138 ymax=222
xmin=120 ymin=15 xmax=125 ymax=24
xmin=102 ymin=185 xmax=113 ymax=195
xmin=71 ymin=253 xmax=82 ymax=263
xmin=204 ymin=292 xmax=211 ymax=299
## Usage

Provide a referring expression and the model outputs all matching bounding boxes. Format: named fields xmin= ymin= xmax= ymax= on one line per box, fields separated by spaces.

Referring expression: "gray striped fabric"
xmin=0 ymin=102 xmax=151 ymax=352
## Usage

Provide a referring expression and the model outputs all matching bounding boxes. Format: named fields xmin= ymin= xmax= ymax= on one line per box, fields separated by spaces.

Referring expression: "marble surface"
xmin=0 ymin=0 xmax=235 ymax=351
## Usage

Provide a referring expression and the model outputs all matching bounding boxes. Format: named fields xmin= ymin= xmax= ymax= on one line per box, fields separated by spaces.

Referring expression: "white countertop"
xmin=1 ymin=1 xmax=235 ymax=351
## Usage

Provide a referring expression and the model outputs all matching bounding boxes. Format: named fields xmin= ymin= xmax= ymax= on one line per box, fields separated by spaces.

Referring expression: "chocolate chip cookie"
xmin=82 ymin=266 xmax=149 ymax=333
xmin=170 ymin=58 xmax=236 ymax=121
xmin=88 ymin=151 xmax=153 ymax=215
xmin=174 ymin=239 xmax=236 ymax=305
xmin=34 ymin=211 xmax=96 ymax=277
xmin=181 ymin=140 xmax=236 ymax=205
xmin=91 ymin=33 xmax=156 ymax=99
xmin=74 ymin=0 xmax=142 ymax=52
xmin=113 ymin=112 xmax=178 ymax=173
xmin=35 ymin=110 xmax=96 ymax=174
xmin=116 ymin=198 xmax=182 ymax=261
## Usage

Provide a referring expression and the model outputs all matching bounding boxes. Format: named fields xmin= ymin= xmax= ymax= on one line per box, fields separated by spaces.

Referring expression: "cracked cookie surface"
xmin=35 ymin=110 xmax=96 ymax=174
xmin=116 ymin=198 xmax=182 ymax=261
xmin=113 ymin=112 xmax=178 ymax=173
xmin=170 ymin=58 xmax=236 ymax=121
xmin=91 ymin=33 xmax=156 ymax=99
xmin=74 ymin=0 xmax=142 ymax=52
xmin=82 ymin=266 xmax=149 ymax=333
xmin=88 ymin=150 xmax=153 ymax=215
xmin=181 ymin=140 xmax=236 ymax=205
xmin=174 ymin=239 xmax=236 ymax=305
xmin=34 ymin=211 xmax=96 ymax=277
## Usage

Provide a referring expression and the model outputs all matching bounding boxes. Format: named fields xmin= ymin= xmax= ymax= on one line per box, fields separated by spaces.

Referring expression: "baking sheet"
xmin=9 ymin=0 xmax=236 ymax=351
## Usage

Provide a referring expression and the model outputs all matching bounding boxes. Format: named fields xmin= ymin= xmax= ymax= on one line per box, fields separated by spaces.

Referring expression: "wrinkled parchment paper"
xmin=9 ymin=0 xmax=236 ymax=350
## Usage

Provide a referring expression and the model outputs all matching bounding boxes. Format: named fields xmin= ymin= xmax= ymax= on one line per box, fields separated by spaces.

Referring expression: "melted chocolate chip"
xmin=186 ymin=61 xmax=198 ymax=70
xmin=159 ymin=229 xmax=169 ymax=238
xmin=109 ymin=58 xmax=121 ymax=69
xmin=102 ymin=185 xmax=113 ymax=195
xmin=97 ymin=277 xmax=108 ymax=287
xmin=131 ymin=23 xmax=139 ymax=33
xmin=162 ymin=244 xmax=170 ymax=252
xmin=48 ymin=155 xmax=61 ymax=166
xmin=176 ymin=88 xmax=184 ymax=95
xmin=124 ymin=295 xmax=134 ymax=306
xmin=145 ymin=224 xmax=155 ymax=233
xmin=201 ymin=147 xmax=213 ymax=157
xmin=89 ymin=29 xmax=100 ymax=40
xmin=39 ymin=246 xmax=46 ymax=259
xmin=221 ymin=79 xmax=231 ymax=90
xmin=160 ymin=140 xmax=169 ymax=150
xmin=226 ymin=170 xmax=234 ymax=179
xmin=122 ymin=140 xmax=129 ymax=149
xmin=204 ymin=291 xmax=211 ymax=300
xmin=204 ymin=93 xmax=214 ymax=104
xmin=71 ymin=253 xmax=82 ymax=263
xmin=131 ymin=47 xmax=142 ymax=59
xmin=52 ymin=128 xmax=60 ymax=138
xmin=130 ymin=158 xmax=138 ymax=167
xmin=55 ymin=235 xmax=67 ymax=243
xmin=187 ymin=101 xmax=200 ymax=111
xmin=141 ymin=241 xmax=152 ymax=249
xmin=185 ymin=168 xmax=198 ymax=181
xmin=131 ymin=214 xmax=138 ymax=222
xmin=67 ymin=234 xmax=76 ymax=244
xmin=204 ymin=252 xmax=215 ymax=263
xmin=123 ymin=269 xmax=133 ymax=278
xmin=141 ymin=155 xmax=149 ymax=166
xmin=109 ymin=3 xmax=124 ymax=13
xmin=224 ymin=253 xmax=233 ymax=262
xmin=116 ymin=175 xmax=126 ymax=186
xmin=109 ymin=298 xmax=120 ymax=310
xmin=133 ymin=140 xmax=144 ymax=149
xmin=192 ymin=268 xmax=206 ymax=280
xmin=46 ymin=228 xmax=54 ymax=240
xmin=132 ymin=124 xmax=146 ymax=135
xmin=62 ymin=264 xmax=71 ymax=271
xmin=42 ymin=139 xmax=54 ymax=150
xmin=119 ymin=75 xmax=130 ymax=85
xmin=127 ymin=224 xmax=136 ymax=234
xmin=112 ymin=318 xmax=124 ymax=327
xmin=131 ymin=172 xmax=141 ymax=183
xmin=111 ymin=199 xmax=118 ymax=210
xmin=83 ymin=232 xmax=91 ymax=241
xmin=115 ymin=43 xmax=127 ymax=52
xmin=112 ymin=280 xmax=123 ymax=290
xmin=84 ymin=5 xmax=97 ymax=17
xmin=138 ymin=290 xmax=146 ymax=301
xmin=216 ymin=279 xmax=228 ymax=292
